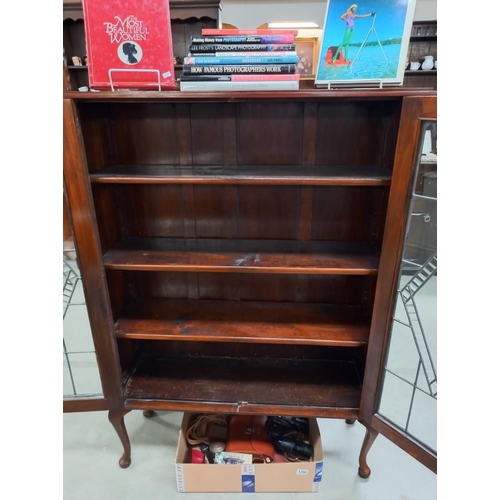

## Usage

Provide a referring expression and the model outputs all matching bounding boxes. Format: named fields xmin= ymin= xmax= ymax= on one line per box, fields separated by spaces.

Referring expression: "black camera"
xmin=266 ymin=416 xmax=313 ymax=461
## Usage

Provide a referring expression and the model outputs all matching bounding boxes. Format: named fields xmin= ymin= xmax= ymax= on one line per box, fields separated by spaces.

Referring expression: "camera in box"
xmin=175 ymin=412 xmax=324 ymax=493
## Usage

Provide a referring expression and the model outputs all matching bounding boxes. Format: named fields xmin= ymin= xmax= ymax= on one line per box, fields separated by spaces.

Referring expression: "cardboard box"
xmin=175 ymin=413 xmax=324 ymax=493
xmin=82 ymin=0 xmax=176 ymax=90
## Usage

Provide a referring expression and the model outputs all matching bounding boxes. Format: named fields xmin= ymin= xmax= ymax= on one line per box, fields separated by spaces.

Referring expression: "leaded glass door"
xmin=360 ymin=96 xmax=437 ymax=474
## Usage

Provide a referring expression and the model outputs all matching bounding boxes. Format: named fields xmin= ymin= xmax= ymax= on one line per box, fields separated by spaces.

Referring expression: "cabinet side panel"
xmin=78 ymin=102 xmax=115 ymax=172
xmin=92 ymin=184 xmax=123 ymax=253
xmin=106 ymin=270 xmax=133 ymax=322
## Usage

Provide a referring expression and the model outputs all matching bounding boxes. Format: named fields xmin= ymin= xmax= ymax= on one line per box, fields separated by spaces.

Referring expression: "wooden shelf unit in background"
xmin=403 ymin=20 xmax=437 ymax=89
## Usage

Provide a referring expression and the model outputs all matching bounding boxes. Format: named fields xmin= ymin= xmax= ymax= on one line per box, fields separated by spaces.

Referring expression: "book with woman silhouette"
xmin=122 ymin=43 xmax=139 ymax=64
xmin=82 ymin=0 xmax=176 ymax=89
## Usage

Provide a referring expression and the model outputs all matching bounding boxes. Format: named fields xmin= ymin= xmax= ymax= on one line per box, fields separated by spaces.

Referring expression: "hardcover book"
xmin=180 ymin=80 xmax=299 ymax=92
xmin=179 ymin=74 xmax=301 ymax=82
xmin=315 ymin=0 xmax=416 ymax=87
xmin=183 ymin=64 xmax=297 ymax=75
xmin=184 ymin=56 xmax=299 ymax=65
xmin=201 ymin=29 xmax=299 ymax=36
xmin=82 ymin=0 xmax=176 ymax=90
xmin=191 ymin=35 xmax=295 ymax=44
xmin=187 ymin=52 xmax=297 ymax=57
xmin=188 ymin=44 xmax=296 ymax=53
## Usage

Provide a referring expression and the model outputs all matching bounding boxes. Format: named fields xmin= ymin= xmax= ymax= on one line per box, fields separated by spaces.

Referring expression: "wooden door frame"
xmin=359 ymin=95 xmax=437 ymax=473
xmin=63 ymin=98 xmax=124 ymax=413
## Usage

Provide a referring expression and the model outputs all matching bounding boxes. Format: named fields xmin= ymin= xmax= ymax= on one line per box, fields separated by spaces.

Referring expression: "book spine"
xmin=183 ymin=64 xmax=296 ymax=75
xmin=201 ymin=29 xmax=298 ymax=35
xmin=188 ymin=51 xmax=297 ymax=57
xmin=179 ymin=74 xmax=301 ymax=82
xmin=188 ymin=44 xmax=296 ymax=53
xmin=191 ymin=35 xmax=295 ymax=44
xmin=180 ymin=80 xmax=300 ymax=92
xmin=184 ymin=56 xmax=299 ymax=65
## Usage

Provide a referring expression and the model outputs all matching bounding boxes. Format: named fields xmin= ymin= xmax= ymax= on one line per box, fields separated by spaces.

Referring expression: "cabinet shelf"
xmin=409 ymin=36 xmax=436 ymax=42
xmin=115 ymin=298 xmax=370 ymax=346
xmin=405 ymin=70 xmax=437 ymax=76
xmin=90 ymin=164 xmax=392 ymax=186
xmin=103 ymin=238 xmax=380 ymax=275
xmin=124 ymin=352 xmax=362 ymax=415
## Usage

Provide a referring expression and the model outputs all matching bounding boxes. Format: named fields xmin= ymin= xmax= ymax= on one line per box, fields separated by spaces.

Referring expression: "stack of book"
xmin=179 ymin=29 xmax=300 ymax=92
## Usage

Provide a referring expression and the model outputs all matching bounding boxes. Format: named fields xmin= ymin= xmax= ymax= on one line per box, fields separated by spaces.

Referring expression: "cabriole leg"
xmin=358 ymin=425 xmax=379 ymax=478
xmin=108 ymin=409 xmax=132 ymax=468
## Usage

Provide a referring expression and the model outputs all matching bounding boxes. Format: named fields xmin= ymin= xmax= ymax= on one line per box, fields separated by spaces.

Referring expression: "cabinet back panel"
xmin=109 ymin=185 xmax=303 ymax=240
xmin=236 ymin=102 xmax=304 ymax=165
xmin=111 ymin=104 xmax=181 ymax=165
xmin=109 ymin=271 xmax=374 ymax=306
xmin=315 ymin=100 xmax=401 ymax=167
xmin=136 ymin=340 xmax=362 ymax=362
xmin=311 ymin=186 xmax=388 ymax=243
xmin=77 ymin=100 xmax=401 ymax=169
xmin=190 ymin=103 xmax=230 ymax=165
xmin=118 ymin=185 xmax=186 ymax=238
xmin=97 ymin=184 xmax=386 ymax=242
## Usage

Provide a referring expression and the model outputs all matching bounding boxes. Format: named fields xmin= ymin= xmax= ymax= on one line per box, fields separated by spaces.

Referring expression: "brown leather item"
xmin=225 ymin=415 xmax=275 ymax=463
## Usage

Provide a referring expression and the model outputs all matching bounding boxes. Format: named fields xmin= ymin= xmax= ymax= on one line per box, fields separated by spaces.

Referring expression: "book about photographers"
xmin=82 ymin=0 xmax=176 ymax=90
xmin=183 ymin=64 xmax=296 ymax=75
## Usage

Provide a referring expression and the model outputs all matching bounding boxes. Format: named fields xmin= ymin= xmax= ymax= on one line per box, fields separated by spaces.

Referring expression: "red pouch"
xmin=225 ymin=415 xmax=274 ymax=463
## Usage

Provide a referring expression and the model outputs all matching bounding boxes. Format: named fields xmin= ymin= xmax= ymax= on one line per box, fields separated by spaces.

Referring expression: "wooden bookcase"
xmin=63 ymin=88 xmax=437 ymax=477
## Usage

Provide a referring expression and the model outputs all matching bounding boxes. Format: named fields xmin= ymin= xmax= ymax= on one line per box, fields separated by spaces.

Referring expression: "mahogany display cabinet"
xmin=63 ymin=88 xmax=437 ymax=477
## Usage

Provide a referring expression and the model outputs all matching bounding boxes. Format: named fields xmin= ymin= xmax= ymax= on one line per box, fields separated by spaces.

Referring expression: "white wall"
xmin=220 ymin=0 xmax=437 ymax=29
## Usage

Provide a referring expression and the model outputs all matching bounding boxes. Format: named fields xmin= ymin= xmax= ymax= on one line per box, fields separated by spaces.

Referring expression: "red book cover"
xmin=82 ymin=0 xmax=176 ymax=90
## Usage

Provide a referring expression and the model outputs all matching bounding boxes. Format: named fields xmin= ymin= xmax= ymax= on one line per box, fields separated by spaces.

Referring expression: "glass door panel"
xmin=63 ymin=196 xmax=103 ymax=401
xmin=377 ymin=120 xmax=437 ymax=454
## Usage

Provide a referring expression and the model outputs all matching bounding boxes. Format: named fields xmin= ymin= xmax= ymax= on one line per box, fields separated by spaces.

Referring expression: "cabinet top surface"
xmin=63 ymin=89 xmax=437 ymax=101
